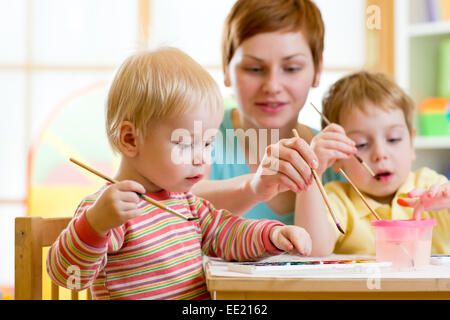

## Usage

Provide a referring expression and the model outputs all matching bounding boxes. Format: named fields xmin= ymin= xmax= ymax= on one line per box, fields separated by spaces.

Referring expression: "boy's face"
xmin=333 ymin=105 xmax=415 ymax=204
xmin=225 ymin=30 xmax=322 ymax=130
xmin=133 ymin=107 xmax=223 ymax=193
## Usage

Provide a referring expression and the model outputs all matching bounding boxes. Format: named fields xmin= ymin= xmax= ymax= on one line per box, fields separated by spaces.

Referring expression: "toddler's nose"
xmin=192 ymin=145 xmax=205 ymax=166
xmin=371 ymin=142 xmax=388 ymax=162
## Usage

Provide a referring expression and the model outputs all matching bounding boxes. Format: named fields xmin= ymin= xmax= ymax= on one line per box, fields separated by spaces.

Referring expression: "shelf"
xmin=414 ymin=136 xmax=450 ymax=149
xmin=408 ymin=21 xmax=450 ymax=37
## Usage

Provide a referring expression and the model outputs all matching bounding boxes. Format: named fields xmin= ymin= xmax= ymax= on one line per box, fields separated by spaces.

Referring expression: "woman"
xmin=192 ymin=0 xmax=344 ymax=225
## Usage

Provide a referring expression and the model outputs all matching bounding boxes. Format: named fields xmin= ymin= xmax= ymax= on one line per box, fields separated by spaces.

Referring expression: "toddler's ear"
xmin=119 ymin=121 xmax=139 ymax=157
xmin=410 ymin=128 xmax=416 ymax=162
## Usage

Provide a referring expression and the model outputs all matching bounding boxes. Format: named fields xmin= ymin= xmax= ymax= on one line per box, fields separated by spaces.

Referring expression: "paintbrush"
xmin=338 ymin=168 xmax=381 ymax=221
xmin=69 ymin=158 xmax=198 ymax=221
xmin=310 ymin=103 xmax=378 ymax=180
xmin=292 ymin=129 xmax=345 ymax=234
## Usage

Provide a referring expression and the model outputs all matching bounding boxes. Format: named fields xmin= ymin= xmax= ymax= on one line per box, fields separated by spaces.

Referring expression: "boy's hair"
xmin=221 ymin=0 xmax=324 ymax=73
xmin=322 ymin=71 xmax=415 ymax=134
xmin=106 ymin=47 xmax=223 ymax=153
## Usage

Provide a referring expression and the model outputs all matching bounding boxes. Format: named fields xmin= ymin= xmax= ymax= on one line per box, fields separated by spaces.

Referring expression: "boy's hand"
xmin=269 ymin=225 xmax=312 ymax=256
xmin=250 ymin=137 xmax=319 ymax=201
xmin=397 ymin=182 xmax=450 ymax=218
xmin=85 ymin=180 xmax=146 ymax=235
xmin=310 ymin=124 xmax=357 ymax=176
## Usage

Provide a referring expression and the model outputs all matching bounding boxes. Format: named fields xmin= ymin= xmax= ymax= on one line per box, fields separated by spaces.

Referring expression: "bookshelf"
xmin=395 ymin=0 xmax=450 ymax=176
xmin=408 ymin=20 xmax=450 ymax=36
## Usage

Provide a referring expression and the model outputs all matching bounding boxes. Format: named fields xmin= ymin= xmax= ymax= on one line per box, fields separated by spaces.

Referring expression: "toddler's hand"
xmin=310 ymin=124 xmax=357 ymax=176
xmin=269 ymin=225 xmax=312 ymax=256
xmin=397 ymin=182 xmax=450 ymax=219
xmin=85 ymin=180 xmax=146 ymax=235
xmin=250 ymin=137 xmax=318 ymax=201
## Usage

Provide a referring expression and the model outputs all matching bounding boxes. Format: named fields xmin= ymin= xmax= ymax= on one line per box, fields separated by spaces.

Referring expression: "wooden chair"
xmin=15 ymin=216 xmax=92 ymax=300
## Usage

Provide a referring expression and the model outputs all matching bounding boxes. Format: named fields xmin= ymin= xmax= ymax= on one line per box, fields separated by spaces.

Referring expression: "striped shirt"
xmin=46 ymin=185 xmax=284 ymax=299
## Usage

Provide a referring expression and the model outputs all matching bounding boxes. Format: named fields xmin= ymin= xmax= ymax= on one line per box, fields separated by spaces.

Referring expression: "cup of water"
xmin=371 ymin=219 xmax=436 ymax=270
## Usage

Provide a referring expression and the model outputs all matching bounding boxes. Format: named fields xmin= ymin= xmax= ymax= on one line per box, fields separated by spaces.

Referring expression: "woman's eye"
xmin=284 ymin=66 xmax=301 ymax=73
xmin=245 ymin=66 xmax=263 ymax=73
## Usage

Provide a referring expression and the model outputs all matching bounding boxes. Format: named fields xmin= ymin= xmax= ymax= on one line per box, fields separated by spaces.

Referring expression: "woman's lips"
xmin=255 ymin=102 xmax=287 ymax=113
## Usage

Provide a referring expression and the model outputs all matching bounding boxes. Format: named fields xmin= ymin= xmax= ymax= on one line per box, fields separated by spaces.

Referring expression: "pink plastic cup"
xmin=371 ymin=219 xmax=436 ymax=270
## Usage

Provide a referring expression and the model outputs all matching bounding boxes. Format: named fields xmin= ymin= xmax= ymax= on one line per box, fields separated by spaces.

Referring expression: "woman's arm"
xmin=193 ymin=137 xmax=319 ymax=216
xmin=192 ymin=171 xmax=261 ymax=216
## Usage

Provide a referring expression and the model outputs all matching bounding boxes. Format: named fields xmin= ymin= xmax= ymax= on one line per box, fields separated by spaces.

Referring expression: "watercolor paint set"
xmin=227 ymin=259 xmax=392 ymax=274
xmin=431 ymin=255 xmax=450 ymax=266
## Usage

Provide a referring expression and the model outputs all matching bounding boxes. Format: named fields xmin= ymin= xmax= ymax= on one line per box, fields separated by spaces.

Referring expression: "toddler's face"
xmin=335 ymin=105 xmax=415 ymax=204
xmin=134 ymin=107 xmax=223 ymax=193
xmin=225 ymin=30 xmax=321 ymax=130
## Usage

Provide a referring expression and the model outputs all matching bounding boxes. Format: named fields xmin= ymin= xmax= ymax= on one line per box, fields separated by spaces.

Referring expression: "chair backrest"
xmin=15 ymin=216 xmax=91 ymax=300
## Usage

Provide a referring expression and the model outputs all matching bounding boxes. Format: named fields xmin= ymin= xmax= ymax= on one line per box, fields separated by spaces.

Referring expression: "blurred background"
xmin=0 ymin=0 xmax=449 ymax=298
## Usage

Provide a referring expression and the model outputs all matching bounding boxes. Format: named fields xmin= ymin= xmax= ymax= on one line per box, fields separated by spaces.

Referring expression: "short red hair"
xmin=221 ymin=0 xmax=325 ymax=73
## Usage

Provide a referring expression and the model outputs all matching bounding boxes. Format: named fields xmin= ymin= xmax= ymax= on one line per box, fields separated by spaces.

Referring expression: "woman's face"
xmin=225 ymin=31 xmax=322 ymax=130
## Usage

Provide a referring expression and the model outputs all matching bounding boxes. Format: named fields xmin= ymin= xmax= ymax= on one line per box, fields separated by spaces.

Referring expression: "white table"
xmin=205 ymin=255 xmax=450 ymax=300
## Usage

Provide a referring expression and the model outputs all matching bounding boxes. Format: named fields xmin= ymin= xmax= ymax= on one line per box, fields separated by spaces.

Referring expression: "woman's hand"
xmin=310 ymin=124 xmax=357 ymax=175
xmin=249 ymin=137 xmax=319 ymax=202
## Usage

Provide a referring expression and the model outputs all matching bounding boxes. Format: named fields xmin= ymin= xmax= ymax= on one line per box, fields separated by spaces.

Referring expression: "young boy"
xmin=46 ymin=47 xmax=312 ymax=300
xmin=294 ymin=71 xmax=449 ymax=256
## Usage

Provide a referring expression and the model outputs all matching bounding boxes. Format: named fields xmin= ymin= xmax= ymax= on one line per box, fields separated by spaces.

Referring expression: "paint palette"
xmin=228 ymin=259 xmax=391 ymax=274
xmin=431 ymin=255 xmax=450 ymax=266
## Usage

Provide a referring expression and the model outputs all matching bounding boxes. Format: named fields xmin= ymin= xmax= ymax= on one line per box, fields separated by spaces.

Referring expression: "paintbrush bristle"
xmin=336 ymin=223 xmax=345 ymax=235
xmin=354 ymin=155 xmax=379 ymax=180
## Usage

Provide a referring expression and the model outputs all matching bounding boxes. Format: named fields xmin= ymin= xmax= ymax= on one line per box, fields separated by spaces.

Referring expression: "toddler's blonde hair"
xmin=106 ymin=47 xmax=223 ymax=153
xmin=322 ymin=71 xmax=415 ymax=134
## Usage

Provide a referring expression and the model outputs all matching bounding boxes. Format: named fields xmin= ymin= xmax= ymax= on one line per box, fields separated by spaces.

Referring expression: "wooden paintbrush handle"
xmin=310 ymin=103 xmax=376 ymax=179
xmin=69 ymin=158 xmax=197 ymax=221
xmin=311 ymin=169 xmax=340 ymax=224
xmin=338 ymin=168 xmax=381 ymax=220
xmin=291 ymin=128 xmax=344 ymax=234
xmin=70 ymin=158 xmax=117 ymax=184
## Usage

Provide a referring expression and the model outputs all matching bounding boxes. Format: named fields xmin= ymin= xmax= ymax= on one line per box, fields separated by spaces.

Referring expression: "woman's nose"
xmin=262 ymin=70 xmax=282 ymax=95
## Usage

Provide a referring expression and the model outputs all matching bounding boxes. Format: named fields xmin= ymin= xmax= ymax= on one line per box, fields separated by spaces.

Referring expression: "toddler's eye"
xmin=176 ymin=142 xmax=192 ymax=148
xmin=355 ymin=143 xmax=367 ymax=149
xmin=387 ymin=138 xmax=401 ymax=143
